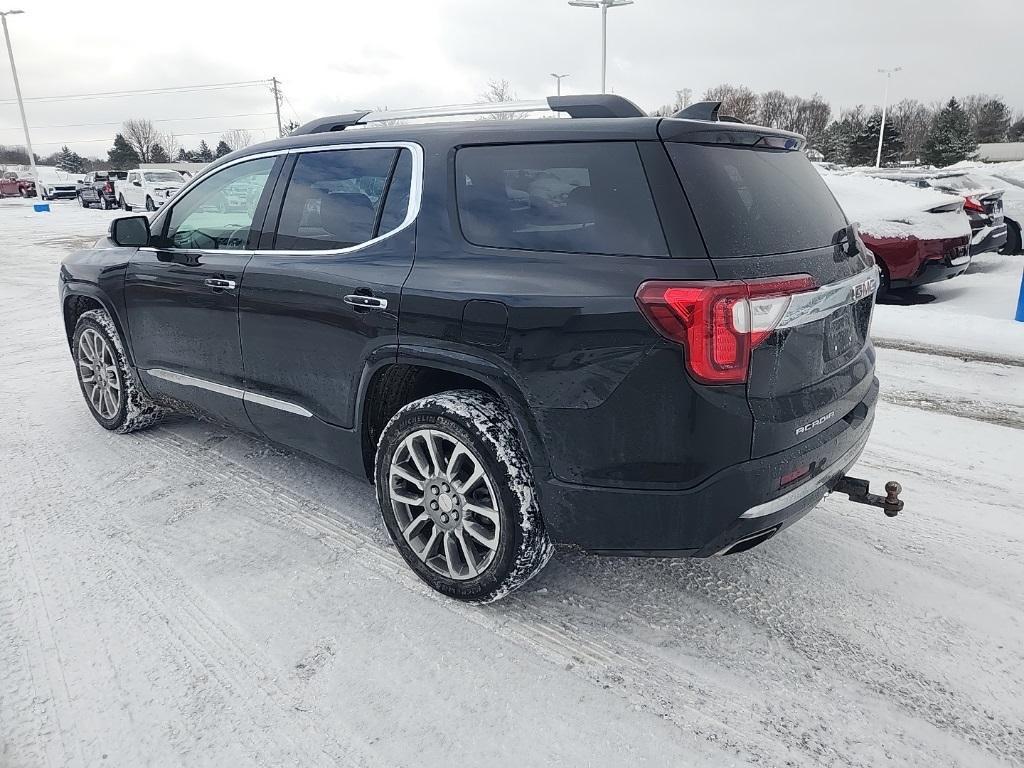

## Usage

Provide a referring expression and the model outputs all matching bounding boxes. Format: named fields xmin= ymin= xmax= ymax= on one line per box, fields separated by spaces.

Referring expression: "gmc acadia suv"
xmin=59 ymin=95 xmax=883 ymax=603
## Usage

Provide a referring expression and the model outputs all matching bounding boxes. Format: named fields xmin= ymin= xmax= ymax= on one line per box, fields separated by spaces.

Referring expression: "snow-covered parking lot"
xmin=2 ymin=199 xmax=1023 ymax=768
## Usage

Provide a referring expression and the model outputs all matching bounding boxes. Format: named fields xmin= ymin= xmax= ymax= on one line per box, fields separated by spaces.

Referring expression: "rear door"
xmin=238 ymin=143 xmax=418 ymax=455
xmin=124 ymin=155 xmax=280 ymax=427
xmin=661 ymin=124 xmax=877 ymax=456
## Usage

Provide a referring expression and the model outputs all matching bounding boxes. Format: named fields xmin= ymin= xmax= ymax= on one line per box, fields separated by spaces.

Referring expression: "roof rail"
xmin=290 ymin=94 xmax=647 ymax=135
xmin=670 ymin=100 xmax=746 ymax=124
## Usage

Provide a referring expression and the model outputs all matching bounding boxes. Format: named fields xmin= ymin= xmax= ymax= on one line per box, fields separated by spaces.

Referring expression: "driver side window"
xmin=159 ymin=157 xmax=276 ymax=251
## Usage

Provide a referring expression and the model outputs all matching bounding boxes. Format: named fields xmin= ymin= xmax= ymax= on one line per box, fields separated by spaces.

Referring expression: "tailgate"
xmin=661 ymin=125 xmax=878 ymax=456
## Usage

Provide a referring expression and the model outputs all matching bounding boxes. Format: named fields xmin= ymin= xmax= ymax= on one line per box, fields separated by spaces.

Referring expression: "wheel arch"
xmin=61 ymin=288 xmax=135 ymax=366
xmin=356 ymin=348 xmax=550 ymax=482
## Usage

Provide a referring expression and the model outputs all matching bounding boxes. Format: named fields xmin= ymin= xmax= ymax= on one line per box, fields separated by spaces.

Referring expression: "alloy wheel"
xmin=77 ymin=328 xmax=122 ymax=419
xmin=388 ymin=428 xmax=501 ymax=580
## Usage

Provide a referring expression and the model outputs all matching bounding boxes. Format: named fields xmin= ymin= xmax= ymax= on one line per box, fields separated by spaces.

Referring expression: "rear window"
xmin=456 ymin=142 xmax=667 ymax=257
xmin=666 ymin=143 xmax=848 ymax=258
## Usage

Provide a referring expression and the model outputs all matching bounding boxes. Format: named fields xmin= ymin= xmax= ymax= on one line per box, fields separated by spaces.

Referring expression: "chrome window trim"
xmin=777 ymin=265 xmax=879 ymax=330
xmin=146 ymin=368 xmax=313 ymax=418
xmin=139 ymin=141 xmax=423 ymax=259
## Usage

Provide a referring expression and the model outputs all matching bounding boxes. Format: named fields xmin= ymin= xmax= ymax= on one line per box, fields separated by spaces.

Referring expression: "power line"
xmin=0 ymin=79 xmax=269 ymax=105
xmin=0 ymin=112 xmax=276 ymax=132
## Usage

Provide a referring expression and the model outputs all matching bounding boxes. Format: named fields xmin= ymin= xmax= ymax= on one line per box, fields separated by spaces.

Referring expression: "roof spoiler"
xmin=291 ymin=94 xmax=647 ymax=135
xmin=672 ymin=101 xmax=746 ymax=124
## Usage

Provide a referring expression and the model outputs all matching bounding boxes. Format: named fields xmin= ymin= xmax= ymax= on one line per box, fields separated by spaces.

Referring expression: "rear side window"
xmin=666 ymin=143 xmax=848 ymax=258
xmin=456 ymin=142 xmax=667 ymax=257
xmin=275 ymin=147 xmax=403 ymax=251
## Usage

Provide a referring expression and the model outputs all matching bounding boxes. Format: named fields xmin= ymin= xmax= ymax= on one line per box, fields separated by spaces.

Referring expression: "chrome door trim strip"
xmin=138 ymin=140 xmax=423 ymax=259
xmin=145 ymin=368 xmax=313 ymax=418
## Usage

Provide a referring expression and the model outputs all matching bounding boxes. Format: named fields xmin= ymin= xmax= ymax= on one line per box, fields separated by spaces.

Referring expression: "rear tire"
xmin=1002 ymin=219 xmax=1022 ymax=255
xmin=78 ymin=194 xmax=88 ymax=208
xmin=72 ymin=309 xmax=167 ymax=433
xmin=119 ymin=195 xmax=131 ymax=211
xmin=375 ymin=389 xmax=554 ymax=603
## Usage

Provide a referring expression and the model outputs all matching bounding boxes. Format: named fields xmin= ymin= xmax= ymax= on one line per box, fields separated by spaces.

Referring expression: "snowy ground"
xmin=2 ymin=198 xmax=1024 ymax=768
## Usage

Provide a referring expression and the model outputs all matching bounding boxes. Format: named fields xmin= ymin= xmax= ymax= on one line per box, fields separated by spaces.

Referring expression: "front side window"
xmin=274 ymin=147 xmax=411 ymax=251
xmin=455 ymin=142 xmax=668 ymax=257
xmin=160 ymin=157 xmax=275 ymax=250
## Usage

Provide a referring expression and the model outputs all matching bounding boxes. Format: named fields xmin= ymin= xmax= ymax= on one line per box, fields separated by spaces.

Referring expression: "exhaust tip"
xmin=718 ymin=526 xmax=780 ymax=556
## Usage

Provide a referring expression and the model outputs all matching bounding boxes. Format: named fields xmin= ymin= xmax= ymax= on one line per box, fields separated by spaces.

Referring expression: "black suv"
xmin=60 ymin=95 xmax=883 ymax=603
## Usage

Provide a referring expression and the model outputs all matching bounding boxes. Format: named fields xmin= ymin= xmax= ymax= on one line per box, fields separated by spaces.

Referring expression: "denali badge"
xmin=796 ymin=410 xmax=836 ymax=436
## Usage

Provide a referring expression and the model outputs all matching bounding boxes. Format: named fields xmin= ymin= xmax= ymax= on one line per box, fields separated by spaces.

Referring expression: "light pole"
xmin=1 ymin=9 xmax=36 ymax=184
xmin=875 ymin=66 xmax=902 ymax=168
xmin=568 ymin=0 xmax=633 ymax=94
xmin=550 ymin=73 xmax=569 ymax=97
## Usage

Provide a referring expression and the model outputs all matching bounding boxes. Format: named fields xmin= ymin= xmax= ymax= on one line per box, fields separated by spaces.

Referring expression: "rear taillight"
xmin=963 ymin=196 xmax=985 ymax=214
xmin=104 ymin=181 xmax=114 ymax=193
xmin=635 ymin=275 xmax=817 ymax=385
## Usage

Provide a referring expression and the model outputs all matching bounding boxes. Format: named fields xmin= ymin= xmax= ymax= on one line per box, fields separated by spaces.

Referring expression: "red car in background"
xmin=820 ymin=171 xmax=972 ymax=298
xmin=0 ymin=171 xmax=36 ymax=198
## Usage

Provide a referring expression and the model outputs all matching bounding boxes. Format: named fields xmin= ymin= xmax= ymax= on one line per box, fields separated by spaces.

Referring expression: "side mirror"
xmin=132 ymin=180 xmax=142 ymax=186
xmin=109 ymin=215 xmax=150 ymax=247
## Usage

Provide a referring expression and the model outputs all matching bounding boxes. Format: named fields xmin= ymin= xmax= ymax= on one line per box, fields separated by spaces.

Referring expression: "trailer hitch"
xmin=833 ymin=476 xmax=904 ymax=517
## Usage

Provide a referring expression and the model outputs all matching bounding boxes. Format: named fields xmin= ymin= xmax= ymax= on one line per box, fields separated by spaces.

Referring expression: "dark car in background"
xmin=77 ymin=170 xmax=128 ymax=209
xmin=59 ymin=95 xmax=886 ymax=603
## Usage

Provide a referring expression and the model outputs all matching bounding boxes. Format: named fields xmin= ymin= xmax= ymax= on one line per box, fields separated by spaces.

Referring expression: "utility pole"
xmin=1 ymin=10 xmax=37 ymax=183
xmin=550 ymin=73 xmax=569 ymax=97
xmin=568 ymin=0 xmax=634 ymax=94
xmin=270 ymin=76 xmax=283 ymax=137
xmin=875 ymin=67 xmax=902 ymax=168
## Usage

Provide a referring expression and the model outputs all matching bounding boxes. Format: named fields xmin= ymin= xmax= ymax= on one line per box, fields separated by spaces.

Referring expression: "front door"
xmin=124 ymin=155 xmax=280 ymax=427
xmin=238 ymin=144 xmax=418 ymax=465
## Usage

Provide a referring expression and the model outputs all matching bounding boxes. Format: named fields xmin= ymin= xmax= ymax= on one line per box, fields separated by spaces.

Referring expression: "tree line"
xmin=653 ymin=85 xmax=1022 ymax=167
xmin=0 ymin=119 xmax=256 ymax=174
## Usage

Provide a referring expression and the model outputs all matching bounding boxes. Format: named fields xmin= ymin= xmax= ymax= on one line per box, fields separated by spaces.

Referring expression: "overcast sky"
xmin=2 ymin=0 xmax=1022 ymax=158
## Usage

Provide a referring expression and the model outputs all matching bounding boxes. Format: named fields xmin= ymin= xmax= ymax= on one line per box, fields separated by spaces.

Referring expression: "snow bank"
xmin=819 ymin=169 xmax=970 ymax=241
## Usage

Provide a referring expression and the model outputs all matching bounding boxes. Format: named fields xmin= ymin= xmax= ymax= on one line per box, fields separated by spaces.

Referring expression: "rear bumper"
xmin=890 ymin=254 xmax=971 ymax=289
xmin=971 ymin=223 xmax=1008 ymax=255
xmin=540 ymin=378 xmax=878 ymax=556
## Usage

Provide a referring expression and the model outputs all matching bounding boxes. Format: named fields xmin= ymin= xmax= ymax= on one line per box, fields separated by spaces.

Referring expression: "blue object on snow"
xmin=1016 ymin=268 xmax=1024 ymax=323
xmin=33 ymin=203 xmax=50 ymax=213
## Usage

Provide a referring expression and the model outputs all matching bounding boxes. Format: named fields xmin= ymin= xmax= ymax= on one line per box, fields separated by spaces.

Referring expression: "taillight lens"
xmin=963 ymin=196 xmax=985 ymax=214
xmin=635 ymin=275 xmax=817 ymax=384
xmin=105 ymin=181 xmax=114 ymax=193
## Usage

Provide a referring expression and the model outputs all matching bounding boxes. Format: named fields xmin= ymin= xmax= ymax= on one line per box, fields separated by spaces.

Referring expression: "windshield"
xmin=144 ymin=171 xmax=183 ymax=183
xmin=932 ymin=175 xmax=988 ymax=192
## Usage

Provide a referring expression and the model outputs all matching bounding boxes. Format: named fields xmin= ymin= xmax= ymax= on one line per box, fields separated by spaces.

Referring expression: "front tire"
xmin=72 ymin=309 xmax=166 ymax=433
xmin=145 ymin=196 xmax=156 ymax=212
xmin=375 ymin=390 xmax=554 ymax=603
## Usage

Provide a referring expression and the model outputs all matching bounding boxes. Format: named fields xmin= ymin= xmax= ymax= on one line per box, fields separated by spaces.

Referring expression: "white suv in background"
xmin=117 ymin=169 xmax=186 ymax=212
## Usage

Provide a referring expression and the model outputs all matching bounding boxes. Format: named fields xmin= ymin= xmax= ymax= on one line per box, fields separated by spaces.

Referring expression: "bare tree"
xmin=480 ymin=79 xmax=528 ymax=120
xmin=790 ymin=95 xmax=832 ymax=148
xmin=159 ymin=132 xmax=181 ymax=162
xmin=889 ymin=99 xmax=933 ymax=161
xmin=759 ymin=90 xmax=794 ymax=128
xmin=650 ymin=90 xmax=687 ymax=117
xmin=703 ymin=84 xmax=759 ymax=123
xmin=122 ymin=118 xmax=161 ymax=163
xmin=220 ymin=128 xmax=254 ymax=151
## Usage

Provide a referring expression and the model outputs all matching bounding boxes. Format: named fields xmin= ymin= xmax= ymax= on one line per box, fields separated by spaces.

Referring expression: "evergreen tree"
xmin=150 ymin=143 xmax=169 ymax=163
xmin=57 ymin=145 xmax=85 ymax=174
xmin=922 ymin=98 xmax=978 ymax=167
xmin=174 ymin=147 xmax=193 ymax=162
xmin=107 ymin=133 xmax=141 ymax=168
xmin=848 ymin=112 xmax=904 ymax=166
xmin=820 ymin=120 xmax=854 ymax=164
xmin=1010 ymin=117 xmax=1024 ymax=142
xmin=195 ymin=140 xmax=214 ymax=162
xmin=974 ymin=98 xmax=1011 ymax=143
xmin=214 ymin=140 xmax=232 ymax=158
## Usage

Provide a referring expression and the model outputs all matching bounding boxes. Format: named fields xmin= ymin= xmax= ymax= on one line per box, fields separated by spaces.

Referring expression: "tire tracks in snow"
xmin=137 ymin=426 xmax=1024 ymax=768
